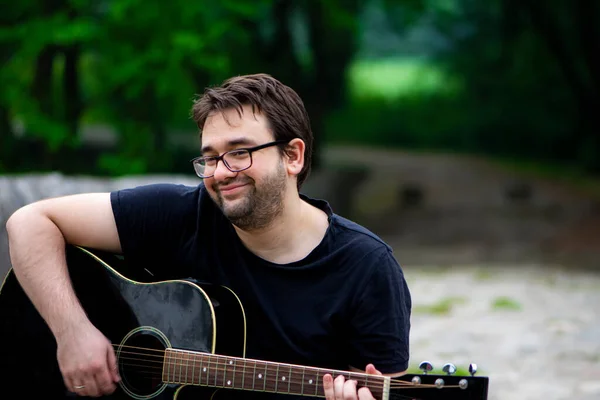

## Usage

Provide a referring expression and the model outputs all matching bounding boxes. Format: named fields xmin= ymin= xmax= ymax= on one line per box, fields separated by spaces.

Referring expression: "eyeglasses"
xmin=191 ymin=140 xmax=288 ymax=178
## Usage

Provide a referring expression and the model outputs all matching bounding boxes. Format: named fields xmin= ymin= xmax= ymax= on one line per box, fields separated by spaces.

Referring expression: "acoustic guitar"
xmin=0 ymin=245 xmax=489 ymax=400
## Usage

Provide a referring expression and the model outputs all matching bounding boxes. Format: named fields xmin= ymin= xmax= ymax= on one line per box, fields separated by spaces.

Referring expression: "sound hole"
xmin=119 ymin=329 xmax=167 ymax=398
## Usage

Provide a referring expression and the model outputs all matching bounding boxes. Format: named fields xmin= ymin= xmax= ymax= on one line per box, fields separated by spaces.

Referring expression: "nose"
xmin=212 ymin=159 xmax=237 ymax=182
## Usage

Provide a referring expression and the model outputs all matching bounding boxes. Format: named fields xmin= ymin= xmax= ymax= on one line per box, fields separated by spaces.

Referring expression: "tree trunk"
xmin=521 ymin=0 xmax=599 ymax=168
xmin=63 ymin=44 xmax=82 ymax=141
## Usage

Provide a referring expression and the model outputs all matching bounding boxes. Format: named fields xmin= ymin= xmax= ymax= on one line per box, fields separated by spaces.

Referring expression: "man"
xmin=6 ymin=74 xmax=411 ymax=399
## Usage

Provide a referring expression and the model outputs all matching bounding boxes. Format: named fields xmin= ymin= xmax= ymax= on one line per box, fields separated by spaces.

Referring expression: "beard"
xmin=210 ymin=163 xmax=287 ymax=231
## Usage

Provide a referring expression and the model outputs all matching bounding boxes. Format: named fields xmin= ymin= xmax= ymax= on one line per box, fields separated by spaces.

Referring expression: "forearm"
xmin=6 ymin=207 xmax=89 ymax=337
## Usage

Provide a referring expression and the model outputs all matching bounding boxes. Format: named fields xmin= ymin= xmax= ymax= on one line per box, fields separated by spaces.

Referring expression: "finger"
xmin=72 ymin=381 xmax=90 ymax=397
xmin=342 ymin=379 xmax=358 ymax=400
xmin=358 ymin=387 xmax=376 ymax=400
xmin=365 ymin=364 xmax=382 ymax=376
xmin=107 ymin=346 xmax=121 ymax=382
xmin=95 ymin=364 xmax=117 ymax=395
xmin=83 ymin=372 xmax=100 ymax=397
xmin=323 ymin=374 xmax=335 ymax=400
xmin=334 ymin=375 xmax=345 ymax=400
xmin=70 ymin=380 xmax=84 ymax=393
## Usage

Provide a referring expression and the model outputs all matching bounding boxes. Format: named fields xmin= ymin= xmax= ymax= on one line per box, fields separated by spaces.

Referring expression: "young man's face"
xmin=201 ymin=105 xmax=288 ymax=230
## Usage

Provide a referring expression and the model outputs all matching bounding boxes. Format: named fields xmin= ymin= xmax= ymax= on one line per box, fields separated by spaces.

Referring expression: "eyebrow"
xmin=201 ymin=138 xmax=258 ymax=154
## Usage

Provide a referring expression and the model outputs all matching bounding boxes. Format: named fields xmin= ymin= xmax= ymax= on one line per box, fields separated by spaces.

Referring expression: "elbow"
xmin=6 ymin=204 xmax=44 ymax=238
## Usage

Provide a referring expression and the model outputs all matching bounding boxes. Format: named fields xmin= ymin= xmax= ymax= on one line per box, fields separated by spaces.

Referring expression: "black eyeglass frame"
xmin=191 ymin=140 xmax=289 ymax=178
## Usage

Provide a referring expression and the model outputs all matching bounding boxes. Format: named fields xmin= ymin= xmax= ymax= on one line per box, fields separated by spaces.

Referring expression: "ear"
xmin=283 ymin=138 xmax=305 ymax=178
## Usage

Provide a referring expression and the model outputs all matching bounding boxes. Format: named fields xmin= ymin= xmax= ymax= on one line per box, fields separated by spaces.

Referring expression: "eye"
xmin=228 ymin=150 xmax=249 ymax=158
xmin=202 ymin=157 xmax=218 ymax=166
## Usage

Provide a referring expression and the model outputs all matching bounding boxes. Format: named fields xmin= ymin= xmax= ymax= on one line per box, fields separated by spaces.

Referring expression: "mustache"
xmin=212 ymin=177 xmax=254 ymax=192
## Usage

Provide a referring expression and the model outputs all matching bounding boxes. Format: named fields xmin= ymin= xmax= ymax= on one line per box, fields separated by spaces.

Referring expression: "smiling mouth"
xmin=218 ymin=183 xmax=248 ymax=195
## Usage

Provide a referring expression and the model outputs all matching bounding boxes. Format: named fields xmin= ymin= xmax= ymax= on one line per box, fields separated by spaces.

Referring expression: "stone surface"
xmin=1 ymin=148 xmax=599 ymax=400
xmin=405 ymin=263 xmax=600 ymax=400
xmin=0 ymin=173 xmax=200 ymax=277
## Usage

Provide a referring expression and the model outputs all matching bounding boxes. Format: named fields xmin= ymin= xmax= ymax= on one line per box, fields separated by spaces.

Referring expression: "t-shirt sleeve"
xmin=110 ymin=183 xmax=200 ymax=280
xmin=346 ymin=248 xmax=412 ymax=373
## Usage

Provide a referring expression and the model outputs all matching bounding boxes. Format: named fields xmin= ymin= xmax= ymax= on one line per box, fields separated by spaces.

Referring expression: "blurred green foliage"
xmin=331 ymin=0 xmax=600 ymax=175
xmin=1 ymin=0 xmax=599 ymax=177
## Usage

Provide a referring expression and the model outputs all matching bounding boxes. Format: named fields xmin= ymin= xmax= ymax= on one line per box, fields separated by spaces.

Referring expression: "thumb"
xmin=365 ymin=364 xmax=382 ymax=376
xmin=107 ymin=345 xmax=121 ymax=382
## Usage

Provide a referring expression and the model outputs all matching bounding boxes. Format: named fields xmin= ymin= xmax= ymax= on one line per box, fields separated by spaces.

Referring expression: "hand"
xmin=323 ymin=364 xmax=382 ymax=400
xmin=56 ymin=321 xmax=121 ymax=397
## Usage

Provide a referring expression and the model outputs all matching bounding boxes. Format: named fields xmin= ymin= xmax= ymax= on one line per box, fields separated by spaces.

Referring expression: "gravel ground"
xmin=404 ymin=263 xmax=600 ymax=400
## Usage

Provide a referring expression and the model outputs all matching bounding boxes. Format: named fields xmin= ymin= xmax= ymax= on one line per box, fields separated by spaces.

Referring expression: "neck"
xmin=163 ymin=348 xmax=390 ymax=399
xmin=233 ymin=191 xmax=328 ymax=264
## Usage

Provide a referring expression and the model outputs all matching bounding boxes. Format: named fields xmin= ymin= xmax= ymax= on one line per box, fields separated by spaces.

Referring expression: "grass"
xmin=413 ymin=296 xmax=467 ymax=316
xmin=474 ymin=269 xmax=494 ymax=281
xmin=491 ymin=296 xmax=522 ymax=311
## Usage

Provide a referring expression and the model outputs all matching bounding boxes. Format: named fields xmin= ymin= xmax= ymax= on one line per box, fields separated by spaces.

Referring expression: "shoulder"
xmin=329 ymin=213 xmax=395 ymax=261
xmin=109 ymin=182 xmax=221 ymax=232
xmin=111 ymin=181 xmax=205 ymax=200
xmin=110 ymin=182 xmax=214 ymax=210
xmin=331 ymin=214 xmax=390 ymax=248
xmin=302 ymin=193 xmax=393 ymax=254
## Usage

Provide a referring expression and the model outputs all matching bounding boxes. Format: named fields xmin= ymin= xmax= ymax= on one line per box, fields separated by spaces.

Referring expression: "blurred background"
xmin=1 ymin=1 xmax=599 ymax=399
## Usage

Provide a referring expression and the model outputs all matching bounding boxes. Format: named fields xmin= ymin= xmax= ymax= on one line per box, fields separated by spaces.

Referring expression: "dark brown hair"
xmin=191 ymin=73 xmax=313 ymax=189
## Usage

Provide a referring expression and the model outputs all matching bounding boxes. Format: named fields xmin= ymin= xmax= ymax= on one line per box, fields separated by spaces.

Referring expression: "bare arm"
xmin=6 ymin=193 xmax=121 ymax=396
xmin=6 ymin=193 xmax=120 ymax=335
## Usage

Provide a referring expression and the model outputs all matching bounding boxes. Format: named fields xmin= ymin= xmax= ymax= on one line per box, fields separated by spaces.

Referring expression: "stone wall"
xmin=0 ymin=168 xmax=367 ymax=279
xmin=2 ymin=148 xmax=599 ymax=281
xmin=0 ymin=173 xmax=200 ymax=279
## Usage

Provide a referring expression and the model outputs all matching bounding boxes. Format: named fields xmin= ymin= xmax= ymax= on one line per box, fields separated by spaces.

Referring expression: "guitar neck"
xmin=163 ymin=348 xmax=390 ymax=399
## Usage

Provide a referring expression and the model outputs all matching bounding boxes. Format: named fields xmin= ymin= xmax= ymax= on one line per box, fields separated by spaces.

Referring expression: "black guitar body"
xmin=0 ymin=246 xmax=489 ymax=400
xmin=0 ymin=245 xmax=246 ymax=400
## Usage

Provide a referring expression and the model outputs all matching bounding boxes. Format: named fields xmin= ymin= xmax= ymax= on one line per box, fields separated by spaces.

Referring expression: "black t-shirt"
xmin=110 ymin=182 xmax=411 ymax=398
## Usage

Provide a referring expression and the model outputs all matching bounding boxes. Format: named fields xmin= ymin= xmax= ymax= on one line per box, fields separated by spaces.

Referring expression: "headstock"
xmin=389 ymin=361 xmax=489 ymax=400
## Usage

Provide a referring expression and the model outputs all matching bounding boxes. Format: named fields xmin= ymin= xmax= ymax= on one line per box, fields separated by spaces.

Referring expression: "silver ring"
xmin=74 ymin=385 xmax=85 ymax=389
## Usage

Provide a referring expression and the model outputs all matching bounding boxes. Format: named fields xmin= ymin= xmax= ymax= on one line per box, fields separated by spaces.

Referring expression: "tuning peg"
xmin=442 ymin=363 xmax=457 ymax=375
xmin=469 ymin=363 xmax=478 ymax=376
xmin=418 ymin=361 xmax=433 ymax=374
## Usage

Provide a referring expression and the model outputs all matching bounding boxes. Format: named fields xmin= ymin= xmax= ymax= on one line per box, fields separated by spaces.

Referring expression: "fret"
xmin=212 ymin=354 xmax=218 ymax=387
xmin=177 ymin=351 xmax=183 ymax=384
xmin=315 ymin=369 xmax=320 ymax=396
xmin=205 ymin=354 xmax=213 ymax=386
xmin=224 ymin=357 xmax=235 ymax=388
xmin=162 ymin=350 xmax=167 ymax=382
xmin=203 ymin=354 xmax=210 ymax=386
xmin=240 ymin=358 xmax=245 ymax=389
xmin=252 ymin=360 xmax=257 ymax=390
xmin=169 ymin=350 xmax=176 ymax=383
xmin=232 ymin=358 xmax=237 ymax=388
xmin=274 ymin=364 xmax=280 ymax=392
xmin=162 ymin=350 xmax=170 ymax=382
xmin=172 ymin=350 xmax=178 ymax=383
xmin=190 ymin=353 xmax=196 ymax=385
xmin=301 ymin=367 xmax=305 ymax=395
xmin=286 ymin=365 xmax=292 ymax=393
xmin=185 ymin=352 xmax=190 ymax=384
xmin=198 ymin=354 xmax=204 ymax=385
xmin=262 ymin=362 xmax=268 ymax=391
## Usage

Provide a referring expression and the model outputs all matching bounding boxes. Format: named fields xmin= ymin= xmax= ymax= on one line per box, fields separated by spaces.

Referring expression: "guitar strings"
xmin=114 ymin=359 xmax=455 ymax=390
xmin=112 ymin=343 xmax=400 ymax=388
xmin=112 ymin=344 xmax=455 ymax=389
xmin=108 ymin=345 xmax=456 ymax=390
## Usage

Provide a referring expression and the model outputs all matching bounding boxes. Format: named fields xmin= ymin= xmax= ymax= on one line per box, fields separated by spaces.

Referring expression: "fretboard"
xmin=162 ymin=348 xmax=389 ymax=399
